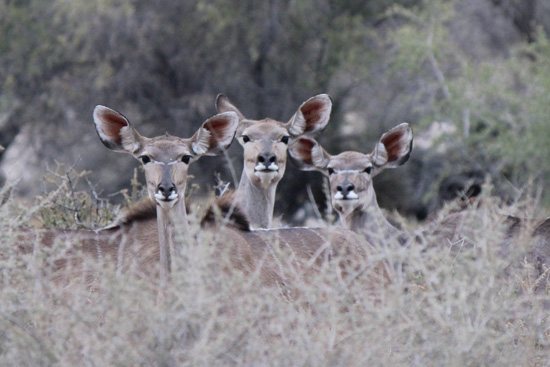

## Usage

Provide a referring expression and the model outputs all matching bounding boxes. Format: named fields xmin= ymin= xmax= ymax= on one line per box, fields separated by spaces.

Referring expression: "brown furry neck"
xmin=109 ymin=194 xmax=250 ymax=231
xmin=111 ymin=198 xmax=157 ymax=226
xmin=201 ymin=191 xmax=250 ymax=231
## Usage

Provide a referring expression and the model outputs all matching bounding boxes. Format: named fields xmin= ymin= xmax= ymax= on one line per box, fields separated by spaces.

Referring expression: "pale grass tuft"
xmin=2 ymin=177 xmax=550 ymax=366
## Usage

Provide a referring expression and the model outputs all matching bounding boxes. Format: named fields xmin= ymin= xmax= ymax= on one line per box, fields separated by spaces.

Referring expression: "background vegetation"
xmin=2 ymin=1 xmax=550 ymax=365
xmin=1 ymin=0 xmax=550 ymax=223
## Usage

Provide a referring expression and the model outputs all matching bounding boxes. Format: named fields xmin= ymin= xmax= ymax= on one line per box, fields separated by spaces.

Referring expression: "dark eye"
xmin=139 ymin=155 xmax=151 ymax=164
xmin=181 ymin=154 xmax=193 ymax=164
xmin=327 ymin=167 xmax=335 ymax=175
xmin=281 ymin=136 xmax=290 ymax=144
xmin=242 ymin=135 xmax=250 ymax=143
xmin=364 ymin=166 xmax=372 ymax=174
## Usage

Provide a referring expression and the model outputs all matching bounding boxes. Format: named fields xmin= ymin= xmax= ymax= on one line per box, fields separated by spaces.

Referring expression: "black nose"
xmin=157 ymin=183 xmax=176 ymax=200
xmin=336 ymin=183 xmax=355 ymax=197
xmin=258 ymin=153 xmax=277 ymax=164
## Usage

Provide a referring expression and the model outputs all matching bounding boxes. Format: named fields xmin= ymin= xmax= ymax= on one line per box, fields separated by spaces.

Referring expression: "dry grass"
xmin=1 ymin=177 xmax=550 ymax=366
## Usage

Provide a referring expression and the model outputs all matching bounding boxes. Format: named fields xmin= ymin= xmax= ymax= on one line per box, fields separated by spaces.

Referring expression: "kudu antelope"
xmin=289 ymin=124 xmax=550 ymax=287
xmin=215 ymin=94 xmax=332 ymax=228
xmin=289 ymin=123 xmax=413 ymax=247
xmin=92 ymin=105 xmax=240 ymax=281
xmin=14 ymin=107 xmax=240 ymax=285
xmin=14 ymin=106 xmax=390 ymax=292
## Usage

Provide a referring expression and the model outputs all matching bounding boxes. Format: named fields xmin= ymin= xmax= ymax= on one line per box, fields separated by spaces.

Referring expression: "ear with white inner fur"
xmin=93 ymin=105 xmax=144 ymax=153
xmin=371 ymin=123 xmax=413 ymax=170
xmin=286 ymin=94 xmax=332 ymax=137
xmin=288 ymin=136 xmax=331 ymax=172
xmin=190 ymin=111 xmax=239 ymax=156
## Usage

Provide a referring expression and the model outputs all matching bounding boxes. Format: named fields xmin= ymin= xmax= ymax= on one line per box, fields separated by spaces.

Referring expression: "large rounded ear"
xmin=372 ymin=123 xmax=413 ymax=169
xmin=215 ymin=94 xmax=245 ymax=121
xmin=286 ymin=94 xmax=332 ymax=137
xmin=288 ymin=136 xmax=331 ymax=172
xmin=93 ymin=105 xmax=144 ymax=154
xmin=190 ymin=111 xmax=239 ymax=156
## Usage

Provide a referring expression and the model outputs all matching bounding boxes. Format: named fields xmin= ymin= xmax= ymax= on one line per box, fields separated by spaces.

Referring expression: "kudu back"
xmin=12 ymin=105 xmax=390 ymax=293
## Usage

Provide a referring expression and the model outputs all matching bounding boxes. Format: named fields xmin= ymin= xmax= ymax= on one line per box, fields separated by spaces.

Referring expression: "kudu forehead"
xmin=329 ymin=151 xmax=373 ymax=171
xmin=240 ymin=119 xmax=288 ymax=140
xmin=140 ymin=135 xmax=192 ymax=161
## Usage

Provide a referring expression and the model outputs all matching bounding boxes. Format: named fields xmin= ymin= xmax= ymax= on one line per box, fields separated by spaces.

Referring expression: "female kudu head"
xmin=93 ymin=106 xmax=239 ymax=213
xmin=289 ymin=123 xmax=413 ymax=245
xmin=215 ymin=94 xmax=332 ymax=227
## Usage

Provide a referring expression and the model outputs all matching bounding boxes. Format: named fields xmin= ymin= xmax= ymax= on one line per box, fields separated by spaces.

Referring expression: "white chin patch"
xmin=154 ymin=192 xmax=179 ymax=208
xmin=254 ymin=170 xmax=278 ymax=185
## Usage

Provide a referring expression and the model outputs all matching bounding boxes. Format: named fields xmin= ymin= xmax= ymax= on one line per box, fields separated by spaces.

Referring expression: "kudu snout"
xmin=154 ymin=165 xmax=179 ymax=203
xmin=157 ymin=182 xmax=177 ymax=201
xmin=258 ymin=152 xmax=276 ymax=164
xmin=335 ymin=182 xmax=358 ymax=200
xmin=255 ymin=151 xmax=279 ymax=171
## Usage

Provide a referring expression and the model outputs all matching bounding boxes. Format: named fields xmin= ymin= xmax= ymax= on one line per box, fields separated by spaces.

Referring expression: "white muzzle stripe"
xmin=334 ymin=190 xmax=359 ymax=200
xmin=255 ymin=163 xmax=267 ymax=171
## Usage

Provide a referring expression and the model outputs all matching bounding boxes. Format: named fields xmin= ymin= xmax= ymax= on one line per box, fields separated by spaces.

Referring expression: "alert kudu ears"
xmin=289 ymin=123 xmax=413 ymax=174
xmin=215 ymin=93 xmax=332 ymax=138
xmin=289 ymin=123 xmax=413 ymax=225
xmin=93 ymin=105 xmax=239 ymax=209
xmin=93 ymin=105 xmax=239 ymax=282
xmin=214 ymin=94 xmax=332 ymax=228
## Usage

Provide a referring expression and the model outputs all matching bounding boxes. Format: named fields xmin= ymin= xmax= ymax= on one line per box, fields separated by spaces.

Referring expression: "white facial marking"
xmin=154 ymin=192 xmax=179 ymax=202
xmin=346 ymin=191 xmax=359 ymax=200
xmin=333 ymin=191 xmax=359 ymax=200
xmin=152 ymin=160 xmax=179 ymax=166
xmin=255 ymin=163 xmax=267 ymax=171
xmin=267 ymin=162 xmax=279 ymax=171
xmin=335 ymin=169 xmax=363 ymax=174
